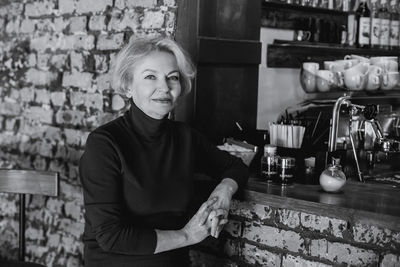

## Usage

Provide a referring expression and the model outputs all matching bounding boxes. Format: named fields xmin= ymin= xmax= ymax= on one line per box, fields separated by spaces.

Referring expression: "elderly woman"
xmin=79 ymin=36 xmax=249 ymax=267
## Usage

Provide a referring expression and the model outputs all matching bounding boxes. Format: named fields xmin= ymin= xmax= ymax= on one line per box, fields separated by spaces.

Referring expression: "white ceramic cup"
xmin=381 ymin=72 xmax=400 ymax=90
xmin=343 ymin=62 xmax=369 ymax=91
xmin=344 ymin=54 xmax=370 ymax=63
xmin=370 ymin=57 xmax=398 ymax=72
xmin=317 ymin=70 xmax=335 ymax=92
xmin=366 ymin=65 xmax=383 ymax=91
xmin=303 ymin=62 xmax=319 ymax=75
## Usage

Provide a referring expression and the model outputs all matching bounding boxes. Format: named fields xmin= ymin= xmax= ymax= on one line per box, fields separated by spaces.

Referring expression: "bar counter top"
xmin=243 ymin=178 xmax=400 ymax=231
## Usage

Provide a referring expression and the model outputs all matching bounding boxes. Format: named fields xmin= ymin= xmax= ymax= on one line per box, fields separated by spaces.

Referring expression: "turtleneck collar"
xmin=125 ymin=100 xmax=168 ymax=141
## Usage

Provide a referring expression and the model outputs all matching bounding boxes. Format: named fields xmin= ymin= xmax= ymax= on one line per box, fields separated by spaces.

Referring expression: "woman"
xmin=79 ymin=36 xmax=249 ymax=267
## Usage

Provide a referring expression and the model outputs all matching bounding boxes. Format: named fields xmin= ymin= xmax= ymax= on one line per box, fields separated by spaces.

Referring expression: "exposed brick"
xmin=380 ymin=253 xmax=400 ymax=267
xmin=223 ymin=219 xmax=242 ymax=238
xmin=70 ymin=16 xmax=87 ymax=33
xmin=163 ymin=0 xmax=177 ymax=7
xmin=94 ymin=54 xmax=108 ymax=73
xmin=108 ymin=9 xmax=140 ymax=32
xmin=95 ymin=72 xmax=112 ymax=92
xmin=70 ymin=51 xmax=85 ymax=72
xmin=35 ymin=18 xmax=54 ymax=32
xmin=70 ymin=91 xmax=85 ymax=106
xmin=301 ymin=213 xmax=347 ymax=239
xmin=115 ymin=0 xmax=157 ymax=9
xmin=84 ymin=93 xmax=104 ymax=110
xmin=310 ymin=239 xmax=378 ymax=266
xmin=25 ymin=69 xmax=58 ymax=86
xmin=25 ymin=0 xmax=55 ymax=17
xmin=243 ymin=222 xmax=304 ymax=253
xmin=59 ymin=0 xmax=76 ymax=14
xmin=35 ymin=89 xmax=51 ymax=104
xmin=50 ymin=54 xmax=69 ymax=71
xmin=50 ymin=92 xmax=67 ymax=106
xmin=62 ymin=72 xmax=93 ymax=88
xmin=142 ymin=10 xmax=165 ymax=29
xmin=23 ymin=107 xmax=54 ymax=124
xmin=0 ymin=102 xmax=21 ymax=116
xmin=55 ymin=110 xmax=85 ymax=126
xmin=277 ymin=209 xmax=300 ymax=229
xmin=88 ymin=15 xmax=107 ymax=31
xmin=37 ymin=53 xmax=51 ymax=71
xmin=165 ymin=11 xmax=176 ymax=34
xmin=5 ymin=118 xmax=18 ymax=131
xmin=229 ymin=200 xmax=274 ymax=221
xmin=241 ymin=243 xmax=281 ymax=266
xmin=43 ymin=126 xmax=63 ymax=143
xmin=75 ymin=0 xmax=112 ymax=14
xmin=353 ymin=223 xmax=393 ymax=248
xmin=282 ymin=254 xmax=330 ymax=267
xmin=97 ymin=33 xmax=124 ymax=50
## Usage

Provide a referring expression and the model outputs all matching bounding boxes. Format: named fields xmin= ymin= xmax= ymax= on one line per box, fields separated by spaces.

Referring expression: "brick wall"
xmin=0 ymin=0 xmax=178 ymax=266
xmin=190 ymin=199 xmax=400 ymax=267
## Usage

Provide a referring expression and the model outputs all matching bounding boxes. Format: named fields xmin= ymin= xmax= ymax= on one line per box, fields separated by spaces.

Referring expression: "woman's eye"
xmin=145 ymin=75 xmax=156 ymax=80
xmin=168 ymin=76 xmax=180 ymax=81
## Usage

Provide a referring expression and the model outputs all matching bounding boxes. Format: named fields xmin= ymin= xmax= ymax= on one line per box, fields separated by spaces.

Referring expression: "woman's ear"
xmin=125 ymin=88 xmax=133 ymax=98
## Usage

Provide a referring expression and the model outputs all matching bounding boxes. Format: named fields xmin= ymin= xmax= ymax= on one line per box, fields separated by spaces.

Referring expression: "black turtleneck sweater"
xmin=79 ymin=102 xmax=249 ymax=266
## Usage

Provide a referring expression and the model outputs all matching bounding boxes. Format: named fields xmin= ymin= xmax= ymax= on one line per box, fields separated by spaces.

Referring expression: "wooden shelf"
xmin=267 ymin=41 xmax=400 ymax=68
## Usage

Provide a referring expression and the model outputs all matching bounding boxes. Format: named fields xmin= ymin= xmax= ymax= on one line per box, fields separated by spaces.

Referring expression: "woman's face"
xmin=130 ymin=51 xmax=182 ymax=119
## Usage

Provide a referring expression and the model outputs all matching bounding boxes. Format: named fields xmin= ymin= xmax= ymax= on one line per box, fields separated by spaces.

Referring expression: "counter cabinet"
xmin=190 ymin=178 xmax=400 ymax=266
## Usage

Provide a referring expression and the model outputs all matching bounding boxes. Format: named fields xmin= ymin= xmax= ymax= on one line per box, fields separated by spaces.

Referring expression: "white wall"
xmin=257 ymin=28 xmax=308 ymax=129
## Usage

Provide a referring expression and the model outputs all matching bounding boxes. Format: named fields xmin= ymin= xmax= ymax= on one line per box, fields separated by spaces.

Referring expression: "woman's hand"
xmin=181 ymin=197 xmax=220 ymax=245
xmin=207 ymin=178 xmax=238 ymax=238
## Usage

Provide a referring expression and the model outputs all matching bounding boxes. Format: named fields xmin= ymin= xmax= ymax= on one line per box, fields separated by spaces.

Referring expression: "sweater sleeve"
xmin=192 ymin=129 xmax=249 ymax=189
xmin=79 ymin=131 xmax=157 ymax=255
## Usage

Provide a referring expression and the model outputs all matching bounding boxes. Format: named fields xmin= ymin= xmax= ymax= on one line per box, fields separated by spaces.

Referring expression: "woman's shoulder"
xmin=87 ymin=115 xmax=126 ymax=143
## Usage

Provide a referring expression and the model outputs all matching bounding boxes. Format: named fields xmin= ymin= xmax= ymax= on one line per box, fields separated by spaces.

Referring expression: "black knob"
xmin=363 ymin=104 xmax=378 ymax=120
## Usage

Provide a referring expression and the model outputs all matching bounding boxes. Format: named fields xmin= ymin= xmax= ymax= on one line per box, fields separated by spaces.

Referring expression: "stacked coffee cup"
xmin=300 ymin=55 xmax=399 ymax=92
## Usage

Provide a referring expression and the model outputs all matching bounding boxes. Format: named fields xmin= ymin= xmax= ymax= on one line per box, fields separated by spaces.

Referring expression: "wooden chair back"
xmin=0 ymin=169 xmax=59 ymax=263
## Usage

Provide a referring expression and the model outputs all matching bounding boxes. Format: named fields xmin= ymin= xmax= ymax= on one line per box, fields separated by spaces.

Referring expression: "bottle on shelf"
xmin=356 ymin=0 xmax=371 ymax=48
xmin=389 ymin=0 xmax=400 ymax=49
xmin=370 ymin=0 xmax=381 ymax=47
xmin=379 ymin=0 xmax=391 ymax=49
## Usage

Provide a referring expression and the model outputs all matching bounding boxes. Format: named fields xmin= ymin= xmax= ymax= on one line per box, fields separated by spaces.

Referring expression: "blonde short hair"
xmin=112 ymin=36 xmax=196 ymax=97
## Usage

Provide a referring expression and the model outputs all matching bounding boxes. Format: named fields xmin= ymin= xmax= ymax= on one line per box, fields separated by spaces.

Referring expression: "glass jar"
xmin=319 ymin=159 xmax=346 ymax=192
xmin=276 ymin=157 xmax=296 ymax=185
xmin=260 ymin=145 xmax=278 ymax=183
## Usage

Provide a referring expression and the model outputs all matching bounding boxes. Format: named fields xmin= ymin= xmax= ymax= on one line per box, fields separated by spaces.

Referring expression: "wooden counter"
xmin=244 ymin=177 xmax=400 ymax=231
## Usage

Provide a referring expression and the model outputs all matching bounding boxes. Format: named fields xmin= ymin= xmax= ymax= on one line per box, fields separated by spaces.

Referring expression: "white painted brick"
xmin=115 ymin=0 xmax=157 ymax=9
xmin=25 ymin=69 xmax=58 ymax=86
xmin=108 ymin=9 xmax=140 ymax=31
xmin=282 ymin=254 xmax=330 ymax=267
xmin=89 ymin=15 xmax=107 ymax=31
xmin=64 ymin=128 xmax=82 ymax=146
xmin=165 ymin=11 xmax=176 ymax=34
xmin=301 ymin=213 xmax=347 ymax=238
xmin=35 ymin=18 xmax=55 ymax=32
xmin=20 ymin=19 xmax=36 ymax=33
xmin=54 ymin=17 xmax=70 ymax=32
xmin=242 ymin=243 xmax=281 ymax=266
xmin=277 ymin=208 xmax=300 ymax=228
xmin=5 ymin=18 xmax=20 ymax=34
xmin=0 ymin=102 xmax=21 ymax=116
xmin=94 ymin=54 xmax=108 ymax=73
xmin=163 ymin=0 xmax=176 ymax=7
xmin=59 ymin=0 xmax=76 ymax=14
xmin=43 ymin=126 xmax=63 ymax=143
xmin=20 ymin=87 xmax=35 ymax=102
xmin=223 ymin=219 xmax=242 ymax=238
xmin=75 ymin=0 xmax=112 ymax=14
xmin=23 ymin=106 xmax=54 ymax=124
xmin=142 ymin=10 xmax=165 ymax=29
xmin=37 ymin=53 xmax=51 ymax=71
xmin=64 ymin=34 xmax=95 ymax=50
xmin=33 ymin=155 xmax=47 ymax=170
xmin=27 ymin=53 xmax=37 ymax=67
xmin=95 ymin=72 xmax=112 ymax=92
xmin=310 ymin=239 xmax=378 ymax=266
xmin=70 ymin=91 xmax=85 ymax=106
xmin=25 ymin=0 xmax=56 ymax=17
xmin=97 ymin=33 xmax=124 ymax=50
xmin=51 ymin=54 xmax=69 ymax=70
xmin=380 ymin=254 xmax=400 ymax=267
xmin=62 ymin=72 xmax=93 ymax=88
xmin=35 ymin=89 xmax=51 ymax=104
xmin=55 ymin=110 xmax=85 ymax=126
xmin=243 ymin=221 xmax=304 ymax=253
xmin=0 ymin=2 xmax=23 ymax=17
xmin=70 ymin=16 xmax=87 ymax=33
xmin=50 ymin=92 xmax=67 ymax=106
xmin=70 ymin=51 xmax=85 ymax=72
xmin=5 ymin=118 xmax=17 ymax=131
xmin=39 ymin=141 xmax=53 ymax=157
xmin=84 ymin=93 xmax=104 ymax=110
xmin=229 ymin=199 xmax=273 ymax=221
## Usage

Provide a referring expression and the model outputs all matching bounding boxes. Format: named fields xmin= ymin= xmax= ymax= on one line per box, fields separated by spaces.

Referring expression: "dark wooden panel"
xmin=194 ymin=66 xmax=258 ymax=143
xmin=245 ymin=178 xmax=400 ymax=230
xmin=198 ymin=37 xmax=261 ymax=64
xmin=267 ymin=42 xmax=400 ymax=68
xmin=199 ymin=0 xmax=261 ymax=40
xmin=0 ymin=169 xmax=59 ymax=196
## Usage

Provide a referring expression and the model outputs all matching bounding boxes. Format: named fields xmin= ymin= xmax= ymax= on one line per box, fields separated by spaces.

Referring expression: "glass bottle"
xmin=379 ymin=0 xmax=391 ymax=49
xmin=319 ymin=158 xmax=347 ymax=193
xmin=276 ymin=157 xmax=296 ymax=185
xmin=356 ymin=0 xmax=371 ymax=48
xmin=370 ymin=0 xmax=381 ymax=47
xmin=389 ymin=0 xmax=400 ymax=49
xmin=260 ymin=145 xmax=278 ymax=183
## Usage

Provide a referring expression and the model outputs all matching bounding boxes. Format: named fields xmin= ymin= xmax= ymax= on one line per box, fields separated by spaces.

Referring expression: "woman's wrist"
xmin=218 ymin=178 xmax=238 ymax=198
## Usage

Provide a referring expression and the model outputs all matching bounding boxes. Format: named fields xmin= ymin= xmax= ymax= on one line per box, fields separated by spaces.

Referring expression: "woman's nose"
xmin=157 ymin=77 xmax=170 ymax=91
